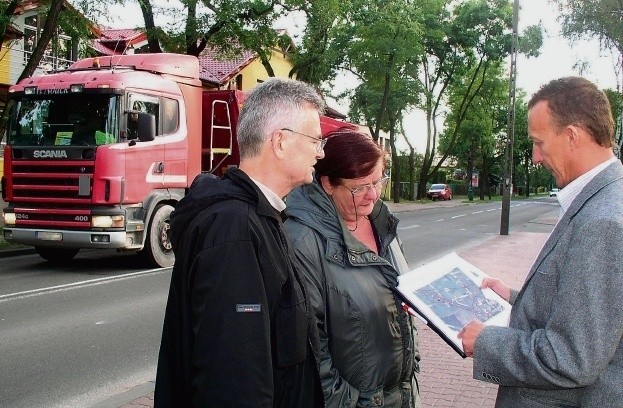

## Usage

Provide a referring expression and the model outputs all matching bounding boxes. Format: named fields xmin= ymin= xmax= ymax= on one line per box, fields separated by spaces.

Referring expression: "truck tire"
xmin=35 ymin=247 xmax=80 ymax=264
xmin=140 ymin=204 xmax=175 ymax=268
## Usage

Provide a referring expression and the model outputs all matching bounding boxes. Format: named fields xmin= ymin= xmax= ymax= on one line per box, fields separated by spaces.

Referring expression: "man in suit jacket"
xmin=458 ymin=76 xmax=623 ymax=407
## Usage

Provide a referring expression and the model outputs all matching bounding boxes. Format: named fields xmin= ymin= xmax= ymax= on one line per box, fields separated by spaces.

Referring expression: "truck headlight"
xmin=92 ymin=215 xmax=125 ymax=228
xmin=3 ymin=212 xmax=15 ymax=226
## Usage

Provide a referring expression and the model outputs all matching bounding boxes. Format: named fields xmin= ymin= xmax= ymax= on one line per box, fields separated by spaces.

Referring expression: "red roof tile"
xmin=198 ymin=46 xmax=257 ymax=86
xmin=93 ymin=29 xmax=264 ymax=86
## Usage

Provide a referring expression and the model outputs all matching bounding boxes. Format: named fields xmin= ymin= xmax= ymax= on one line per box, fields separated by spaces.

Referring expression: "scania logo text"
xmin=33 ymin=150 xmax=68 ymax=158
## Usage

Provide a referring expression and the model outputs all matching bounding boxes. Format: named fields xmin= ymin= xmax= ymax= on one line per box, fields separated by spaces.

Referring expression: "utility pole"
xmin=500 ymin=0 xmax=519 ymax=235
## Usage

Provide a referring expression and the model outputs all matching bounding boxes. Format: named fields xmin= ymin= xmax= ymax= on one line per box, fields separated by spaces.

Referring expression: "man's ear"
xmin=565 ymin=125 xmax=582 ymax=150
xmin=271 ymin=129 xmax=287 ymax=159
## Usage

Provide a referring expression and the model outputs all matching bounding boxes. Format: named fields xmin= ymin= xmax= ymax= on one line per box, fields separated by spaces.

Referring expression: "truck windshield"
xmin=8 ymin=93 xmax=120 ymax=147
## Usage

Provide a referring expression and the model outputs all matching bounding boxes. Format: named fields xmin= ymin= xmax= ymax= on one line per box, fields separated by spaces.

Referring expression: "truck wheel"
xmin=35 ymin=247 xmax=79 ymax=264
xmin=141 ymin=204 xmax=175 ymax=268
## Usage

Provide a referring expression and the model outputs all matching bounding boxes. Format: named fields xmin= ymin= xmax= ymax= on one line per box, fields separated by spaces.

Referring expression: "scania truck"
xmin=1 ymin=53 xmax=348 ymax=267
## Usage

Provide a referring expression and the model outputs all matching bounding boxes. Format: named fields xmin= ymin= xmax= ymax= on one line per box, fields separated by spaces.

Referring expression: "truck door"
xmin=161 ymin=97 xmax=188 ymax=188
xmin=124 ymin=93 xmax=164 ymax=202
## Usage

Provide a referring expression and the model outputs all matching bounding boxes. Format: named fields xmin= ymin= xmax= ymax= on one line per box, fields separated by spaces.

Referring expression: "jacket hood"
xmin=169 ymin=169 xmax=255 ymax=249
xmin=285 ymin=182 xmax=398 ymax=247
xmin=285 ymin=182 xmax=344 ymax=240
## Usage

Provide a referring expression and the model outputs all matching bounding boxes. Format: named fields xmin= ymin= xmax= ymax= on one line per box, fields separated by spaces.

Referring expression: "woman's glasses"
xmin=341 ymin=176 xmax=390 ymax=196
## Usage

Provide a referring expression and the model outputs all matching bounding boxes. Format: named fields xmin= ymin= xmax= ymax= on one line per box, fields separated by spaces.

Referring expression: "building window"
xmin=22 ymin=13 xmax=75 ymax=69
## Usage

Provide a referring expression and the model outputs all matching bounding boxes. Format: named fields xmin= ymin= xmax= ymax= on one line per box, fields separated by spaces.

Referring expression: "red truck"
xmin=1 ymin=53 xmax=349 ymax=267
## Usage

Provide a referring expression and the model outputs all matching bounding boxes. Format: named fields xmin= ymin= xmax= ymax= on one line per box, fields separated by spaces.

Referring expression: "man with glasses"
xmin=155 ymin=78 xmax=326 ymax=407
xmin=284 ymin=129 xmax=422 ymax=407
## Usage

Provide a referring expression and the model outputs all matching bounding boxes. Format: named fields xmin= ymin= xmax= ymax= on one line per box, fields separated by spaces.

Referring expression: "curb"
xmin=0 ymin=246 xmax=36 ymax=257
xmin=91 ymin=382 xmax=155 ymax=408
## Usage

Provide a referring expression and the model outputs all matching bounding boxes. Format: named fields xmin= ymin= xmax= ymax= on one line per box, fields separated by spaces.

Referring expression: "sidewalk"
xmin=107 ymin=199 xmax=556 ymax=407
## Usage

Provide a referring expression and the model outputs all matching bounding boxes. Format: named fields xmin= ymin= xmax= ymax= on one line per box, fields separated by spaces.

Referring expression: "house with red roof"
xmin=91 ymin=27 xmax=297 ymax=93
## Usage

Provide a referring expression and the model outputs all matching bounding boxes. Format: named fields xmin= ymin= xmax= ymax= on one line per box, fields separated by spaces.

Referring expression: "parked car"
xmin=427 ymin=183 xmax=453 ymax=201
xmin=549 ymin=188 xmax=560 ymax=197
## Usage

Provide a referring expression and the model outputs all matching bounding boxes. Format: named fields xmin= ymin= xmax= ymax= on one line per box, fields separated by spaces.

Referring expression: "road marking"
xmin=398 ymin=224 xmax=420 ymax=230
xmin=472 ymin=210 xmax=484 ymax=214
xmin=0 ymin=268 xmax=170 ymax=302
xmin=451 ymin=214 xmax=466 ymax=219
xmin=486 ymin=208 xmax=498 ymax=212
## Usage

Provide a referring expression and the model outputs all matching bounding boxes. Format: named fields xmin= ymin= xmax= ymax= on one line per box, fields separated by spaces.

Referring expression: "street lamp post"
xmin=500 ymin=0 xmax=519 ymax=235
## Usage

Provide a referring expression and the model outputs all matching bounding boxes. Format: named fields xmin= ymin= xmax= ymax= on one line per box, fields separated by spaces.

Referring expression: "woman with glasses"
xmin=284 ymin=128 xmax=421 ymax=407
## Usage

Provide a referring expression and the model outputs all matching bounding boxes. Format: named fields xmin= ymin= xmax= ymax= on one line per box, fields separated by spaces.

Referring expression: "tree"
xmin=549 ymin=0 xmax=622 ymax=137
xmin=338 ymin=0 xmax=422 ymax=138
xmin=121 ymin=0 xmax=285 ymax=61
xmin=322 ymin=0 xmax=422 ymax=202
xmin=412 ymin=0 xmax=543 ymax=199
xmin=550 ymin=0 xmax=623 ymax=57
xmin=0 ymin=0 xmax=20 ymax=52
xmin=414 ymin=0 xmax=514 ymax=199
xmin=438 ymin=63 xmax=509 ymax=199
xmin=287 ymin=0 xmax=348 ymax=84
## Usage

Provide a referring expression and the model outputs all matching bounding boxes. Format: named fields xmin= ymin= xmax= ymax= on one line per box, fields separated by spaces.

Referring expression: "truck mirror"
xmin=137 ymin=112 xmax=156 ymax=142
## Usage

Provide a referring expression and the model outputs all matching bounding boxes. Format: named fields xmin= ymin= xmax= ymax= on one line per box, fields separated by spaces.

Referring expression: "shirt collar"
xmin=249 ymin=177 xmax=286 ymax=212
xmin=557 ymin=156 xmax=617 ymax=215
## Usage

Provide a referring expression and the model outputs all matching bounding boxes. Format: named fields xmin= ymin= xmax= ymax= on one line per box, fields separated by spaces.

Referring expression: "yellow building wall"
xmin=239 ymin=48 xmax=294 ymax=91
xmin=0 ymin=43 xmax=12 ymax=86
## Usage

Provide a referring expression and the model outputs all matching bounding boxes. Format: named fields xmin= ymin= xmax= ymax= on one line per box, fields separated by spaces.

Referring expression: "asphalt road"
xmin=0 ymin=197 xmax=559 ymax=407
xmin=394 ymin=197 xmax=559 ymax=267
xmin=0 ymin=252 xmax=171 ymax=408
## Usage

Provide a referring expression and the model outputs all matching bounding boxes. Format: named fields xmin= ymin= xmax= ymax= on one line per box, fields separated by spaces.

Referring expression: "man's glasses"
xmin=281 ymin=128 xmax=327 ymax=153
xmin=341 ymin=176 xmax=390 ymax=196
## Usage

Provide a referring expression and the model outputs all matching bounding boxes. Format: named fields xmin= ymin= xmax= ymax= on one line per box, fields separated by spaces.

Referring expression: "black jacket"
xmin=154 ymin=168 xmax=322 ymax=407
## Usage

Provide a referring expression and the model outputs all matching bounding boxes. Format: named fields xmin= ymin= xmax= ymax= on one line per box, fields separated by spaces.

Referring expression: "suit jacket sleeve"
xmin=473 ymin=215 xmax=623 ymax=389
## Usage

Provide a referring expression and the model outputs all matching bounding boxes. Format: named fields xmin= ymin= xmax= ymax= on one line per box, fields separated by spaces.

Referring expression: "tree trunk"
xmin=389 ymin=121 xmax=400 ymax=203
xmin=138 ymin=0 xmax=163 ymax=53
xmin=372 ymin=52 xmax=395 ymax=142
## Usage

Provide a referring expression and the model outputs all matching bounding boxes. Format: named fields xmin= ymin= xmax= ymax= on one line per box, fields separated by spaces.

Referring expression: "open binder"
xmin=394 ymin=252 xmax=511 ymax=358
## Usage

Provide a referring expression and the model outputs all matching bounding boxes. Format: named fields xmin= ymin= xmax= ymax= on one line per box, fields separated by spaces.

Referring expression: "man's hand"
xmin=481 ymin=277 xmax=511 ymax=302
xmin=457 ymin=320 xmax=486 ymax=358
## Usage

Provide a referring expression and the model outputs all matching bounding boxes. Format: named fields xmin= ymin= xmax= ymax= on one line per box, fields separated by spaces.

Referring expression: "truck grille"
xmin=11 ymin=160 xmax=94 ymax=204
xmin=8 ymin=159 xmax=95 ymax=229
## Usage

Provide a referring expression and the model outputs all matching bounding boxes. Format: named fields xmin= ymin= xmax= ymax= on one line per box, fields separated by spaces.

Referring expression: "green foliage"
xmin=518 ymin=23 xmax=544 ymax=57
xmin=551 ymin=0 xmax=623 ymax=54
xmin=334 ymin=0 xmax=423 ymax=138
xmin=290 ymin=0 xmax=351 ymax=84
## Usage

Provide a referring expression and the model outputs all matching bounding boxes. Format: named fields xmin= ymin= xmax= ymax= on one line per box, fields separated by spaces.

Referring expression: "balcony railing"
xmin=22 ymin=49 xmax=74 ymax=72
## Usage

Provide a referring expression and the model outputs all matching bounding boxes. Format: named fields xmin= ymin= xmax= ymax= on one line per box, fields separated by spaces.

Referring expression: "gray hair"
xmin=237 ymin=78 xmax=326 ymax=159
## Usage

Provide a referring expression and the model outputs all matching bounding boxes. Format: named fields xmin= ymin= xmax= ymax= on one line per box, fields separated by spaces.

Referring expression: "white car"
xmin=549 ymin=188 xmax=560 ymax=197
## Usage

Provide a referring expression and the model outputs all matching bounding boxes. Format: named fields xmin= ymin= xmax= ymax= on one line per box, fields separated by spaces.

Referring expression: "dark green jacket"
xmin=284 ymin=182 xmax=420 ymax=408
